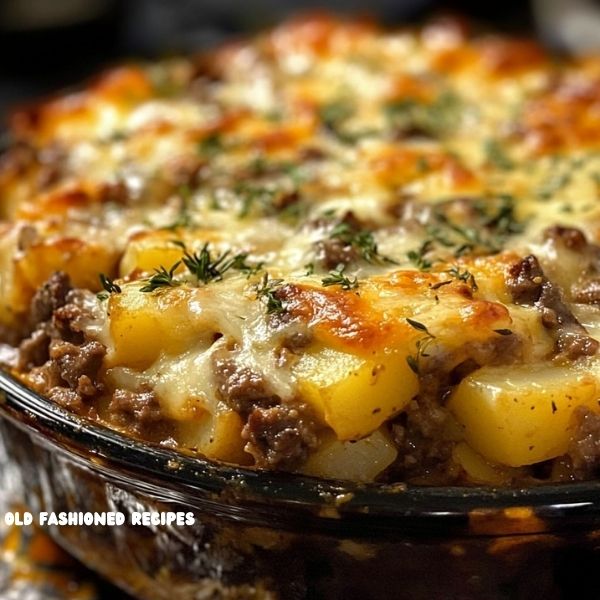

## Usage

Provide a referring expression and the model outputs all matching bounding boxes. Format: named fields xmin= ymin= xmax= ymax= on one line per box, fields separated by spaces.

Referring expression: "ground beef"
xmin=507 ymin=255 xmax=599 ymax=359
xmin=0 ymin=321 xmax=25 ymax=347
xmin=29 ymin=271 xmax=71 ymax=327
xmin=572 ymin=280 xmax=600 ymax=304
xmin=213 ymin=352 xmax=280 ymax=415
xmin=387 ymin=331 xmax=523 ymax=484
xmin=48 ymin=340 xmax=105 ymax=397
xmin=48 ymin=386 xmax=91 ymax=415
xmin=313 ymin=211 xmax=368 ymax=270
xmin=315 ymin=238 xmax=359 ymax=270
xmin=108 ymin=388 xmax=164 ymax=435
xmin=242 ymin=402 xmax=319 ymax=470
xmin=543 ymin=225 xmax=588 ymax=252
xmin=543 ymin=225 xmax=600 ymax=305
xmin=17 ymin=328 xmax=51 ymax=370
xmin=13 ymin=274 xmax=107 ymax=417
xmin=51 ymin=290 xmax=90 ymax=343
xmin=213 ymin=349 xmax=319 ymax=469
xmin=558 ymin=407 xmax=600 ymax=480
xmin=389 ymin=398 xmax=458 ymax=484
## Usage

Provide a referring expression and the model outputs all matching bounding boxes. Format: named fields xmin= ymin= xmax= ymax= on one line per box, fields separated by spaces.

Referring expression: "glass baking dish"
xmin=1 ymin=369 xmax=600 ymax=600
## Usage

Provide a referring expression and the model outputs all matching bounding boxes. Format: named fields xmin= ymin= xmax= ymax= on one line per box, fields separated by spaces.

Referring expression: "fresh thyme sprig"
xmin=328 ymin=222 xmax=397 ymax=265
xmin=236 ymin=183 xmax=277 ymax=218
xmin=405 ymin=318 xmax=436 ymax=375
xmin=406 ymin=196 xmax=523 ymax=270
xmin=407 ymin=240 xmax=434 ymax=270
xmin=140 ymin=263 xmax=181 ymax=292
xmin=255 ymin=274 xmax=286 ymax=315
xmin=97 ymin=273 xmax=121 ymax=301
xmin=447 ymin=266 xmax=478 ymax=291
xmin=321 ymin=265 xmax=359 ymax=290
xmin=172 ymin=241 xmax=263 ymax=283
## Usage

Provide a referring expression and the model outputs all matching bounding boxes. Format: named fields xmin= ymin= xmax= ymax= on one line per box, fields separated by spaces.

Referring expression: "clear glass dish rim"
xmin=2 ymin=369 xmax=600 ymax=533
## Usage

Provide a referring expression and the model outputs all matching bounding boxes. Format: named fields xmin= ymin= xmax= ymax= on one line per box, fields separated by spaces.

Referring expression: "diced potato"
xmin=0 ymin=226 xmax=29 ymax=324
xmin=301 ymin=429 xmax=398 ymax=482
xmin=452 ymin=442 xmax=523 ymax=486
xmin=16 ymin=238 xmax=117 ymax=292
xmin=119 ymin=230 xmax=224 ymax=277
xmin=120 ymin=231 xmax=185 ymax=277
xmin=178 ymin=410 xmax=250 ymax=465
xmin=0 ymin=233 xmax=117 ymax=325
xmin=448 ymin=362 xmax=600 ymax=467
xmin=107 ymin=284 xmax=212 ymax=368
xmin=294 ymin=345 xmax=418 ymax=440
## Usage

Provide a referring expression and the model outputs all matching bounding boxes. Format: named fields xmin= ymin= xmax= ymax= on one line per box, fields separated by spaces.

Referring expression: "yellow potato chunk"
xmin=119 ymin=230 xmax=223 ymax=277
xmin=448 ymin=362 xmax=600 ymax=467
xmin=179 ymin=410 xmax=250 ymax=465
xmin=301 ymin=429 xmax=398 ymax=482
xmin=294 ymin=346 xmax=418 ymax=440
xmin=452 ymin=442 xmax=523 ymax=486
xmin=120 ymin=231 xmax=185 ymax=277
xmin=17 ymin=238 xmax=117 ymax=292
xmin=107 ymin=284 xmax=211 ymax=368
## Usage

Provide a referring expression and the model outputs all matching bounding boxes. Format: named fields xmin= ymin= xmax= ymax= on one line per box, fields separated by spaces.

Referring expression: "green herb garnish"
xmin=319 ymin=100 xmax=354 ymax=132
xmin=163 ymin=185 xmax=194 ymax=230
xmin=255 ymin=274 xmax=286 ymax=315
xmin=405 ymin=318 xmax=436 ymax=375
xmin=321 ymin=265 xmax=359 ymax=290
xmin=407 ymin=240 xmax=434 ymax=271
xmin=172 ymin=241 xmax=263 ymax=283
xmin=329 ymin=222 xmax=396 ymax=265
xmin=140 ymin=263 xmax=181 ymax=292
xmin=99 ymin=273 xmax=121 ymax=294
xmin=197 ymin=134 xmax=223 ymax=158
xmin=384 ymin=91 xmax=462 ymax=138
xmin=484 ymin=139 xmax=514 ymax=170
xmin=447 ymin=266 xmax=478 ymax=291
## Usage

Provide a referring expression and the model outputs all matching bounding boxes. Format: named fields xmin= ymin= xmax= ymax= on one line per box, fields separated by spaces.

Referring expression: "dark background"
xmin=0 ymin=0 xmax=540 ymax=125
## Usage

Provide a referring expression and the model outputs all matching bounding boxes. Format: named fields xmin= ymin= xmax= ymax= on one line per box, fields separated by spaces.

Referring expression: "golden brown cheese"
xmin=3 ymin=13 xmax=600 ymax=485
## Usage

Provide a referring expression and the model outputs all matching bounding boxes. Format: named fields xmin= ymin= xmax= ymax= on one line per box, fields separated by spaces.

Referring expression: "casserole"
xmin=3 ymin=11 xmax=600 ymax=598
xmin=3 ymin=13 xmax=600 ymax=486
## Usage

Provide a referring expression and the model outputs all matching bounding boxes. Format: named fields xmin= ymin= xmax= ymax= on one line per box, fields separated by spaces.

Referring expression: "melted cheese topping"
xmin=3 ymin=13 xmax=600 ymax=483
